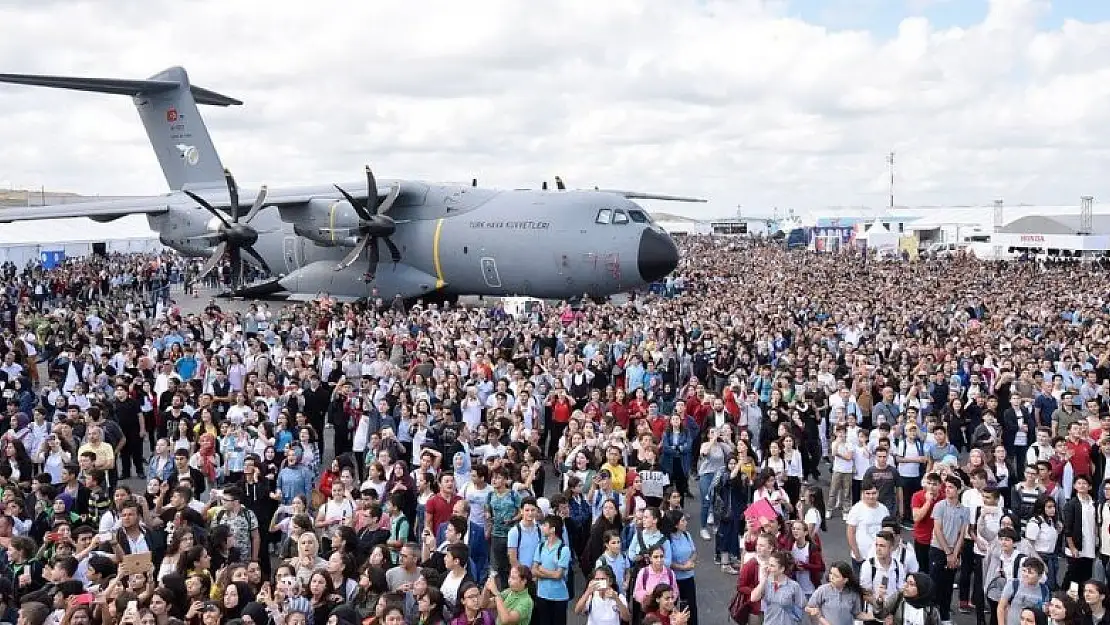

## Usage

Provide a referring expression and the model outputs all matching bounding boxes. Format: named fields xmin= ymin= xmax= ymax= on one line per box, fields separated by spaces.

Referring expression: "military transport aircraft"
xmin=0 ymin=66 xmax=703 ymax=302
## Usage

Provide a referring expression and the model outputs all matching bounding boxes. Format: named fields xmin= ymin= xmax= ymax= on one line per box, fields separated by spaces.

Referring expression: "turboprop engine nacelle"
xmin=280 ymin=198 xmax=363 ymax=247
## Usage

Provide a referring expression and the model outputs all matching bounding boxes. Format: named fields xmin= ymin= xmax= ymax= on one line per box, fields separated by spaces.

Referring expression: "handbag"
xmin=729 ymin=591 xmax=750 ymax=625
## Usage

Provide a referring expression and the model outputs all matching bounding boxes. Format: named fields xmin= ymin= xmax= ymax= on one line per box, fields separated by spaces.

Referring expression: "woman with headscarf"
xmin=452 ymin=452 xmax=471 ymax=487
xmin=385 ymin=459 xmax=417 ymax=522
xmin=191 ymin=433 xmax=223 ymax=488
xmin=874 ymin=572 xmax=942 ymax=625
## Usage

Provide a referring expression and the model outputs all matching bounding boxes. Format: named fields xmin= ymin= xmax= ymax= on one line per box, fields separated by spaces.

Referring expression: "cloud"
xmin=0 ymin=0 xmax=1106 ymax=217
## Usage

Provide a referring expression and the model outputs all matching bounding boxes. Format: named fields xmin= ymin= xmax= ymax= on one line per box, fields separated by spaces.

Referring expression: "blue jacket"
xmin=436 ymin=520 xmax=487 ymax=582
xmin=660 ymin=426 xmax=693 ymax=474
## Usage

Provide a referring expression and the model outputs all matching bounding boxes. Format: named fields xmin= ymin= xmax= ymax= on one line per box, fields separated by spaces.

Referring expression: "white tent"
xmin=0 ymin=214 xmax=162 ymax=266
xmin=860 ymin=218 xmax=900 ymax=254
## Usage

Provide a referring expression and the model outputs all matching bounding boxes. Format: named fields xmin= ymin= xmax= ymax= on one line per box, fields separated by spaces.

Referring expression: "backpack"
xmin=986 ymin=554 xmax=1031 ymax=601
xmin=391 ymin=513 xmax=416 ymax=544
xmin=509 ymin=521 xmax=541 ymax=554
xmin=710 ymin=471 xmax=731 ymax=521
xmin=865 ymin=556 xmax=902 ymax=590
xmin=894 ymin=438 xmax=924 ymax=465
xmin=626 ymin=530 xmax=666 ymax=602
xmin=996 ymin=576 xmax=1051 ymax=607
xmin=213 ymin=509 xmax=256 ymax=557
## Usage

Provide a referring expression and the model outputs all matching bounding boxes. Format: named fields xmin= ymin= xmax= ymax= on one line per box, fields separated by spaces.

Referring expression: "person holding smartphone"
xmin=574 ymin=565 xmax=631 ymax=625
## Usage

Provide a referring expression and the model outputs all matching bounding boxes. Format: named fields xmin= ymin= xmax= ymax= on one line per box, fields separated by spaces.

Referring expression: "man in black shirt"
xmin=109 ymin=385 xmax=144 ymax=479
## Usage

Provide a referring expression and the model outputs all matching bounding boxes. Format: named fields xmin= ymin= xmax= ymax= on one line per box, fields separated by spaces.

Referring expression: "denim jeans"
xmin=698 ymin=472 xmax=716 ymax=526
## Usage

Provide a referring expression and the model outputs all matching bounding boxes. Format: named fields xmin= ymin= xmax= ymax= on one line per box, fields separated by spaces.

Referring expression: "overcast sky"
xmin=0 ymin=0 xmax=1107 ymax=219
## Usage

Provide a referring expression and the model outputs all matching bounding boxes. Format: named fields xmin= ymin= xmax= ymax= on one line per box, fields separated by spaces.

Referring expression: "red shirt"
xmin=1067 ymin=439 xmax=1093 ymax=477
xmin=550 ymin=398 xmax=572 ymax=424
xmin=425 ymin=493 xmax=461 ymax=535
xmin=910 ymin=490 xmax=936 ymax=545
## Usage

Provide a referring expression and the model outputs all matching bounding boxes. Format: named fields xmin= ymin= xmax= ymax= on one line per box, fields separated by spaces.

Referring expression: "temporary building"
xmin=0 ymin=215 xmax=162 ymax=266
xmin=859 ymin=218 xmax=900 ymax=254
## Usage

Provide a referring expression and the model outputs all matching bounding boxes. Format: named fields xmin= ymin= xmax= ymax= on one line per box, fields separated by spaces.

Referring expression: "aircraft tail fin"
xmin=0 ymin=66 xmax=239 ymax=191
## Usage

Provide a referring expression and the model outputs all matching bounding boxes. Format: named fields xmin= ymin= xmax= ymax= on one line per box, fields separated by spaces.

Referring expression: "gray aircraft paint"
xmin=0 ymin=67 xmax=693 ymax=301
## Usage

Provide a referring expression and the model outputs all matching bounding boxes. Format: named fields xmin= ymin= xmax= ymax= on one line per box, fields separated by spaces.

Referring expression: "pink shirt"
xmin=634 ymin=565 xmax=677 ymax=605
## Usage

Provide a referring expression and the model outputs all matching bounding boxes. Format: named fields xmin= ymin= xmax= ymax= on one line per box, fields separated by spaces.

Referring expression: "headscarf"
xmin=904 ymin=572 xmax=933 ymax=610
xmin=386 ymin=459 xmax=414 ymax=494
xmin=453 ymin=451 xmax=471 ymax=484
xmin=197 ymin=433 xmax=219 ymax=483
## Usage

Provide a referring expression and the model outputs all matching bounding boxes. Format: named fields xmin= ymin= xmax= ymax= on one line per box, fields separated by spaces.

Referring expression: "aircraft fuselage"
xmin=152 ymin=181 xmax=679 ymax=301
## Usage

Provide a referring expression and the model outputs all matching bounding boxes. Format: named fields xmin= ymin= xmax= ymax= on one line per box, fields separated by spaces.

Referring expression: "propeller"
xmin=331 ymin=165 xmax=402 ymax=280
xmin=183 ymin=169 xmax=271 ymax=289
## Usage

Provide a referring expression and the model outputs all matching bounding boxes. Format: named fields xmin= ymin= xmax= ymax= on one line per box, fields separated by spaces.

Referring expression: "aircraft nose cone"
xmin=637 ymin=228 xmax=679 ymax=283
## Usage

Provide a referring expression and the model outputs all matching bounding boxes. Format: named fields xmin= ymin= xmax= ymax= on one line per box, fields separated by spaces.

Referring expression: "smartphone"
xmin=880 ymin=576 xmax=889 ymax=588
xmin=675 ymin=599 xmax=689 ymax=613
xmin=73 ymin=594 xmax=94 ymax=606
xmin=127 ymin=601 xmax=138 ymax=613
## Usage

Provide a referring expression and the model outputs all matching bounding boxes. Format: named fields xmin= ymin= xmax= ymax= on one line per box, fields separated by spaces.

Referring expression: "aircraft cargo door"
xmin=480 ymin=257 xmax=502 ymax=288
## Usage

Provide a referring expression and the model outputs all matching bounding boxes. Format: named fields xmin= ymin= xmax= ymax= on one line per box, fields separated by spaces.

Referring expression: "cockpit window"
xmin=628 ymin=209 xmax=649 ymax=223
xmin=613 ymin=210 xmax=629 ymax=224
xmin=595 ymin=209 xmax=612 ymax=224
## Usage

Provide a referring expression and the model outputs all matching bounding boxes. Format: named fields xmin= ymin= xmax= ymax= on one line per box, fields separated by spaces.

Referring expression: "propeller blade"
xmin=183 ymin=191 xmax=231 ymax=229
xmin=336 ymin=235 xmax=371 ymax=270
xmin=377 ymin=184 xmax=401 ymax=216
xmin=196 ymin=242 xmax=227 ymax=282
xmin=243 ymin=185 xmax=269 ymax=224
xmin=332 ymin=184 xmax=372 ymax=222
xmin=366 ymin=165 xmax=381 ymax=215
xmin=555 ymin=176 xmax=565 ymax=191
xmin=542 ymin=181 xmax=548 ymax=191
xmin=383 ymin=237 xmax=402 ymax=264
xmin=367 ymin=237 xmax=381 ymax=280
xmin=242 ymin=245 xmax=271 ymax=274
xmin=224 ymin=169 xmax=241 ymax=223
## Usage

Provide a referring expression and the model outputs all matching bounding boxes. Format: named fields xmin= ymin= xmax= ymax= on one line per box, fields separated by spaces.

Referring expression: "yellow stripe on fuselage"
xmin=432 ymin=218 xmax=445 ymax=289
xmin=329 ymin=201 xmax=338 ymax=244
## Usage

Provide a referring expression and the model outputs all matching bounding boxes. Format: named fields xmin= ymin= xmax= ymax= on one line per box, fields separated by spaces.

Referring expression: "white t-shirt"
xmin=852 ymin=446 xmax=872 ymax=480
xmin=903 ymin=604 xmax=926 ymax=625
xmin=461 ymin=482 xmax=493 ymax=528
xmin=804 ymin=507 xmax=821 ymax=529
xmin=586 ymin=592 xmax=628 ymax=625
xmin=846 ymin=502 xmax=890 ymax=560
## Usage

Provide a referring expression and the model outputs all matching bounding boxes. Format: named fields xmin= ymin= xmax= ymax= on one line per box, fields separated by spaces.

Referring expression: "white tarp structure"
xmin=0 ymin=214 xmax=161 ymax=266
xmin=860 ymin=218 xmax=900 ymax=254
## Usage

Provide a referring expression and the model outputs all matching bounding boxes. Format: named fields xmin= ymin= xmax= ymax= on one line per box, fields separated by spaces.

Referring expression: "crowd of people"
xmin=3 ymin=236 xmax=1110 ymax=625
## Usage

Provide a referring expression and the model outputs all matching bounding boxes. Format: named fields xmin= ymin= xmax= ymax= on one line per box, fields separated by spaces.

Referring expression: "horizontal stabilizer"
xmin=0 ymin=73 xmax=242 ymax=106
xmin=599 ymin=190 xmax=707 ymax=203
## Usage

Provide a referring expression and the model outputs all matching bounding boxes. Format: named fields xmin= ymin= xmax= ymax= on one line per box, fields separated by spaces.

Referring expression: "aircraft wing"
xmin=0 ymin=196 xmax=172 ymax=223
xmin=0 ymin=186 xmax=371 ymax=224
xmin=597 ymin=190 xmax=707 ymax=203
